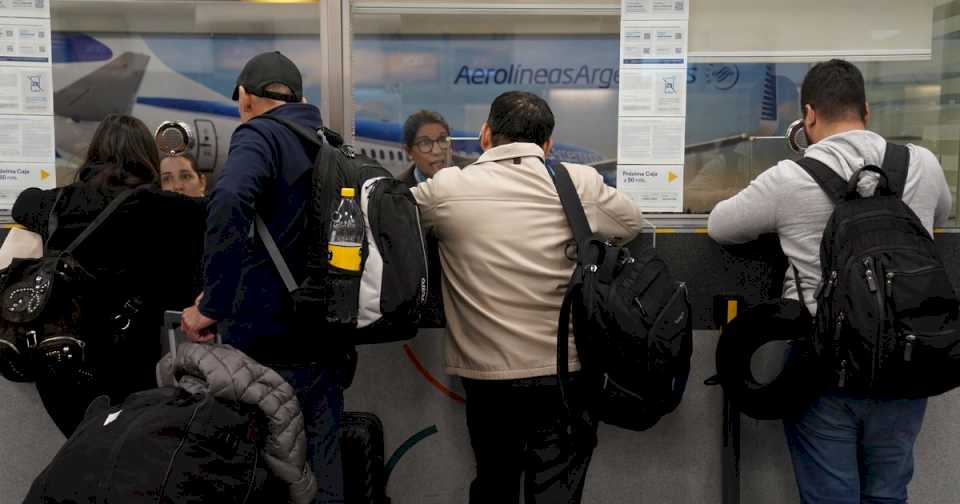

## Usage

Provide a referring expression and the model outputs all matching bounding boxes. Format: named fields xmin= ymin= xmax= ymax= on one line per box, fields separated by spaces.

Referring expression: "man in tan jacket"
xmin=412 ymin=91 xmax=645 ymax=503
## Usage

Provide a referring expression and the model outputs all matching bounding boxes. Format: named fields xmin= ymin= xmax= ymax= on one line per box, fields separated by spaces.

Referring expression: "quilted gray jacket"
xmin=171 ymin=343 xmax=318 ymax=504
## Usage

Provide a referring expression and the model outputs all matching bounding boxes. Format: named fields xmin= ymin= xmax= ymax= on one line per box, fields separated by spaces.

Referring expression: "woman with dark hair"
xmin=398 ymin=109 xmax=453 ymax=186
xmin=11 ymin=113 xmax=206 ymax=436
xmin=160 ymin=152 xmax=207 ymax=197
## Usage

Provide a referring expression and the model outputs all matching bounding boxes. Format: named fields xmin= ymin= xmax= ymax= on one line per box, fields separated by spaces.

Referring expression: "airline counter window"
xmin=350 ymin=2 xmax=959 ymax=226
xmin=49 ymin=0 xmax=333 ymax=187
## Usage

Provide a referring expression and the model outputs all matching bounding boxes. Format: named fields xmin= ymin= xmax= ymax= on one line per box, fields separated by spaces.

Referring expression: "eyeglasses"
xmin=413 ymin=136 xmax=451 ymax=153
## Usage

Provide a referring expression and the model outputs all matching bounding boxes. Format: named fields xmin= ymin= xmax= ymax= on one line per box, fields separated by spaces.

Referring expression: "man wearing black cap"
xmin=183 ymin=51 xmax=353 ymax=503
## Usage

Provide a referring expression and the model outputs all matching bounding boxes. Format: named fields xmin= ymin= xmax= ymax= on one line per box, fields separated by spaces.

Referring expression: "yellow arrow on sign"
xmin=667 ymin=171 xmax=678 ymax=183
xmin=40 ymin=169 xmax=50 ymax=180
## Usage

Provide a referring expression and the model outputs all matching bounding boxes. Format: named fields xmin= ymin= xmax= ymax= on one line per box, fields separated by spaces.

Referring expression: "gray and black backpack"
xmin=258 ymin=116 xmax=428 ymax=345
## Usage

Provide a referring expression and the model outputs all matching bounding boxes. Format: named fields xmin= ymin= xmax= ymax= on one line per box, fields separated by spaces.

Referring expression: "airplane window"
xmin=389 ymin=151 xmax=394 ymax=161
xmin=379 ymin=150 xmax=385 ymax=160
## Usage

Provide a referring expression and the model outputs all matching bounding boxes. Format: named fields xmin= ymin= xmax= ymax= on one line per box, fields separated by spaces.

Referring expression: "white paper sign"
xmin=0 ymin=0 xmax=49 ymax=19
xmin=0 ymin=113 xmax=54 ymax=162
xmin=0 ymin=17 xmax=49 ymax=65
xmin=618 ymin=117 xmax=685 ymax=165
xmin=0 ymin=66 xmax=50 ymax=114
xmin=623 ymin=0 xmax=688 ymax=20
xmin=619 ymin=68 xmax=686 ymax=117
xmin=621 ymin=21 xmax=687 ymax=67
xmin=617 ymin=165 xmax=684 ymax=212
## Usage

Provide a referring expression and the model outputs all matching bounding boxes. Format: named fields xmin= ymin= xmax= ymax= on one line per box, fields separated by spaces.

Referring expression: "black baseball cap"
xmin=231 ymin=51 xmax=303 ymax=103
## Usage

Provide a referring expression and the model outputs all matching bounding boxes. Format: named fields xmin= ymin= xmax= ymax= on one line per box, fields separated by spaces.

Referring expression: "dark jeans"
xmin=783 ymin=390 xmax=927 ymax=504
xmin=461 ymin=373 xmax=597 ymax=504
xmin=274 ymin=361 xmax=353 ymax=504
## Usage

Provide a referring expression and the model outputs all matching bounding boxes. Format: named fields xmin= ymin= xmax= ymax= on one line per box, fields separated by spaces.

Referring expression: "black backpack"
xmin=798 ymin=142 xmax=960 ymax=398
xmin=257 ymin=116 xmax=428 ymax=345
xmin=551 ymin=163 xmax=693 ymax=431
xmin=0 ymin=188 xmax=143 ymax=383
xmin=24 ymin=386 xmax=270 ymax=504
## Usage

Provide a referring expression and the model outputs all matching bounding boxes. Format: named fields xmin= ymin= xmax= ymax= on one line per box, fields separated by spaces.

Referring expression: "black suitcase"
xmin=25 ymin=386 xmax=271 ymax=503
xmin=341 ymin=411 xmax=390 ymax=504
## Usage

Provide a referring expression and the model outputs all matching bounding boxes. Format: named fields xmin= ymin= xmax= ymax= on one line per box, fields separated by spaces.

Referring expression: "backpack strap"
xmin=881 ymin=142 xmax=909 ymax=198
xmin=254 ymin=215 xmax=298 ymax=293
xmin=551 ymin=163 xmax=593 ymax=245
xmin=62 ymin=187 xmax=144 ymax=256
xmin=44 ymin=188 xmax=66 ymax=254
xmin=547 ymin=162 xmax=594 ymax=430
xmin=795 ymin=157 xmax=847 ymax=205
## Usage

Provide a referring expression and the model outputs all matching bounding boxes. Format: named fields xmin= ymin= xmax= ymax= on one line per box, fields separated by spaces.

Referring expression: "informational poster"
xmin=618 ymin=165 xmax=684 ymax=211
xmin=0 ymin=66 xmax=51 ymax=114
xmin=618 ymin=117 xmax=685 ymax=165
xmin=622 ymin=0 xmax=687 ymax=20
xmin=0 ymin=17 xmax=51 ymax=64
xmin=621 ymin=22 xmax=687 ymax=66
xmin=616 ymin=1 xmax=688 ymax=212
xmin=619 ymin=68 xmax=686 ymax=116
xmin=0 ymin=0 xmax=50 ymax=19
xmin=0 ymin=6 xmax=53 ymax=220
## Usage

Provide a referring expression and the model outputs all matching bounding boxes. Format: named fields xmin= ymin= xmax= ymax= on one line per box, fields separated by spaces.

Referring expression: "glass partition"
xmin=350 ymin=0 xmax=959 ymax=225
xmin=49 ymin=0 xmax=336 ymax=186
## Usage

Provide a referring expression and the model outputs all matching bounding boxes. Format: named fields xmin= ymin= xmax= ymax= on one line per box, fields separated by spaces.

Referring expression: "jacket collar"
xmin=475 ymin=143 xmax=545 ymax=165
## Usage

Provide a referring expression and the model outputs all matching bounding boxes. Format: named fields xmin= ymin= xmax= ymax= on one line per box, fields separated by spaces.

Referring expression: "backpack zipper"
xmin=862 ymin=257 xmax=885 ymax=387
xmin=904 ymin=334 xmax=916 ymax=362
xmin=834 ymin=311 xmax=846 ymax=387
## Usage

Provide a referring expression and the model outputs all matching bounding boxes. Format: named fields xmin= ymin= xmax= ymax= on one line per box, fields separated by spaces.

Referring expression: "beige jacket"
xmin=412 ymin=143 xmax=645 ymax=380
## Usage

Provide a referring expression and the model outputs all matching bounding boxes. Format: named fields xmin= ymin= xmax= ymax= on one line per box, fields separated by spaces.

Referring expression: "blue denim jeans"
xmin=274 ymin=363 xmax=349 ymax=504
xmin=783 ymin=391 xmax=927 ymax=504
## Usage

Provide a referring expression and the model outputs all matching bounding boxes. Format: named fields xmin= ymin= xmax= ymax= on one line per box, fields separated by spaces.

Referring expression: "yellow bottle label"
xmin=328 ymin=243 xmax=362 ymax=271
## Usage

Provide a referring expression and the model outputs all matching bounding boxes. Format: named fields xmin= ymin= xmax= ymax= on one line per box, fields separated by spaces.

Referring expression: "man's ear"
xmin=479 ymin=122 xmax=492 ymax=151
xmin=238 ymin=86 xmax=252 ymax=111
xmin=803 ymin=104 xmax=816 ymax=130
xmin=543 ymin=138 xmax=554 ymax=158
xmin=863 ymin=102 xmax=871 ymax=125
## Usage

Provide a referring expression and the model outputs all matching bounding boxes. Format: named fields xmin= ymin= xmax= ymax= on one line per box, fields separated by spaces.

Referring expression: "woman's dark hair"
xmin=403 ymin=110 xmax=450 ymax=148
xmin=75 ymin=114 xmax=160 ymax=189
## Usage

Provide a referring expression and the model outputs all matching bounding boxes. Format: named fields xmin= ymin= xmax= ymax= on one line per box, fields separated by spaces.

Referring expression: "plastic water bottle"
xmin=328 ymin=187 xmax=364 ymax=271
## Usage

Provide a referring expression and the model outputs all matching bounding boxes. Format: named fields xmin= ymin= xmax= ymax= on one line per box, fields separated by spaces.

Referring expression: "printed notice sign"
xmin=0 ymin=4 xmax=53 ymax=220
xmin=616 ymin=0 xmax=688 ymax=212
xmin=620 ymin=21 xmax=687 ymax=66
xmin=623 ymin=0 xmax=687 ymax=20
xmin=618 ymin=117 xmax=685 ymax=165
xmin=618 ymin=165 xmax=684 ymax=212
xmin=0 ymin=114 xmax=53 ymax=162
xmin=0 ymin=66 xmax=50 ymax=114
xmin=0 ymin=0 xmax=50 ymax=19
xmin=619 ymin=68 xmax=685 ymax=116
xmin=0 ymin=17 xmax=50 ymax=64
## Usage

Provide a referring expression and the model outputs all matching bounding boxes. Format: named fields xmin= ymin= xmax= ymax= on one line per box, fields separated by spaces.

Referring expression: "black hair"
xmin=403 ymin=110 xmax=450 ymax=148
xmin=486 ymin=91 xmax=555 ymax=147
xmin=800 ymin=59 xmax=867 ymax=122
xmin=75 ymin=114 xmax=160 ymax=189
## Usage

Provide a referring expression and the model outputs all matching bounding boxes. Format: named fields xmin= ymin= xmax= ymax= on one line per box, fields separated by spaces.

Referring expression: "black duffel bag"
xmin=24 ymin=386 xmax=271 ymax=503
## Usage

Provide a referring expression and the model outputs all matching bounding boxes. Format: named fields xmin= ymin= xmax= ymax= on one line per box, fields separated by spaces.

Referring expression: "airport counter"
xmin=1 ymin=231 xmax=959 ymax=503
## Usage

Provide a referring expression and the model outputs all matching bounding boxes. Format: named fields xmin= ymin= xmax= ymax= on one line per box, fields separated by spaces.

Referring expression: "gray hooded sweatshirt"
xmin=708 ymin=129 xmax=953 ymax=315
